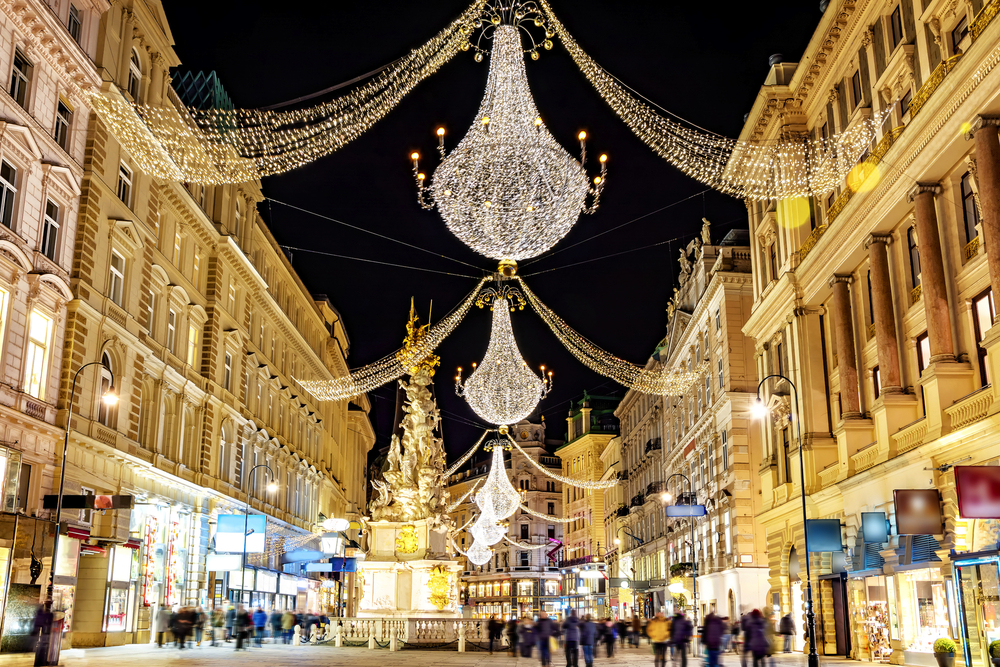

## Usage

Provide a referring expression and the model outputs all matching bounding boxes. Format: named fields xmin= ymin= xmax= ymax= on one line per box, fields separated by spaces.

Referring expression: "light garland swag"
xmin=507 ymin=434 xmax=618 ymax=489
xmin=445 ymin=480 xmax=482 ymax=514
xmin=518 ymin=503 xmax=575 ymax=523
xmin=297 ymin=277 xmax=487 ymax=401
xmin=516 ymin=277 xmax=707 ymax=396
xmin=444 ymin=432 xmax=489 ymax=478
xmin=502 ymin=534 xmax=551 ymax=550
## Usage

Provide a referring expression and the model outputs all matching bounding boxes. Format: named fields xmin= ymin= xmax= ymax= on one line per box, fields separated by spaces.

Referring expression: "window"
xmin=519 ymin=552 xmax=530 ymax=567
xmin=127 ymin=49 xmax=141 ymax=100
xmin=24 ymin=310 xmax=52 ymax=399
xmin=890 ymin=6 xmax=904 ymax=49
xmin=781 ymin=427 xmax=792 ymax=484
xmin=198 ymin=185 xmax=206 ymax=209
xmin=98 ymin=353 xmax=115 ymax=427
xmin=547 ymin=502 xmax=555 ymax=515
xmin=173 ymin=230 xmax=182 ymax=264
xmin=852 ymin=70 xmax=863 ymax=109
xmin=9 ymin=51 xmax=29 ymax=109
xmin=900 ymin=89 xmax=913 ymax=116
xmin=961 ymin=172 xmax=980 ymax=244
xmin=166 ymin=309 xmax=176 ymax=352
xmin=146 ymin=289 xmax=155 ymax=331
xmin=0 ymin=161 xmax=17 ymax=228
xmin=54 ymin=101 xmax=71 ymax=150
xmin=715 ymin=308 xmax=721 ymax=331
xmin=775 ymin=341 xmax=784 ymax=376
xmin=721 ymin=430 xmax=729 ymax=470
xmin=867 ymin=270 xmax=875 ymax=325
xmin=117 ymin=163 xmax=132 ymax=207
xmin=234 ymin=197 xmax=242 ymax=240
xmin=187 ymin=324 xmax=198 ymax=366
xmin=224 ymin=352 xmax=233 ymax=391
xmin=108 ymin=250 xmax=125 ymax=305
xmin=67 ymin=5 xmax=82 ymax=42
xmin=228 ymin=282 xmax=237 ymax=313
xmin=952 ymin=15 xmax=969 ymax=52
xmin=973 ymin=289 xmax=995 ymax=387
xmin=917 ymin=332 xmax=930 ymax=376
xmin=41 ymin=200 xmax=59 ymax=261
xmin=718 ymin=358 xmax=724 ymax=390
xmin=192 ymin=251 xmax=201 ymax=287
xmin=826 ymin=191 xmax=836 ymax=212
xmin=908 ymin=227 xmax=921 ymax=287
xmin=873 ymin=365 xmax=881 ymax=400
xmin=520 ymin=523 xmax=529 ymax=540
xmin=768 ymin=243 xmax=778 ymax=281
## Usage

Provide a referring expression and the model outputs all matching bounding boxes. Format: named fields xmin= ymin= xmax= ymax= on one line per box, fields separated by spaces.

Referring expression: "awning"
xmin=80 ymin=545 xmax=106 ymax=556
xmin=122 ymin=538 xmax=142 ymax=549
xmin=66 ymin=526 xmax=90 ymax=540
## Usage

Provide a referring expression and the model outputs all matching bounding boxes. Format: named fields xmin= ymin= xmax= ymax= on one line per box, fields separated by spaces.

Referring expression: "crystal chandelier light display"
xmin=478 ymin=439 xmax=522 ymax=520
xmin=455 ymin=293 xmax=552 ymax=426
xmin=413 ymin=22 xmax=606 ymax=264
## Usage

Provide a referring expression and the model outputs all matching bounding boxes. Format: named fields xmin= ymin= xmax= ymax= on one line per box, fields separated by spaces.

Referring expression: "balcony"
xmin=644 ymin=438 xmax=662 ymax=454
xmin=630 ymin=493 xmax=645 ymax=508
xmin=646 ymin=481 xmax=664 ymax=496
xmin=615 ymin=505 xmax=629 ymax=518
xmin=558 ymin=555 xmax=598 ymax=568
xmin=619 ymin=470 xmax=629 ymax=481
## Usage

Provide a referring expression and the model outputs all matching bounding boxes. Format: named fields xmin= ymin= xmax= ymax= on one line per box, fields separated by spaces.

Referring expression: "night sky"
xmin=162 ymin=1 xmax=821 ymax=458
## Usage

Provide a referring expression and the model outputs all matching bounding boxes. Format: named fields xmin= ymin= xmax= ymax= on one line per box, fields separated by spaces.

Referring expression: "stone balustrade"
xmin=324 ymin=617 xmax=491 ymax=651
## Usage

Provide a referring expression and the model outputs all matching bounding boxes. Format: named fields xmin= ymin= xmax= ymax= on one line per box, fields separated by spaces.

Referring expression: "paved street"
xmin=48 ymin=641 xmax=877 ymax=667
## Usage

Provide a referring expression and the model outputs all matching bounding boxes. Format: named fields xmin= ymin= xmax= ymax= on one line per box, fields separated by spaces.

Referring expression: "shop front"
xmin=848 ymin=573 xmax=893 ymax=663
xmin=954 ymin=552 xmax=1000 ymax=667
xmin=894 ymin=565 xmax=953 ymax=663
xmin=0 ymin=514 xmax=61 ymax=654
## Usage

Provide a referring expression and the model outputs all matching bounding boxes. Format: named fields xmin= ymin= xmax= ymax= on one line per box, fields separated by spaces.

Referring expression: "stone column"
xmin=909 ymin=184 xmax=954 ymax=362
xmin=830 ymin=275 xmax=861 ymax=418
xmin=971 ymin=118 xmax=1000 ymax=309
xmin=866 ymin=234 xmax=902 ymax=393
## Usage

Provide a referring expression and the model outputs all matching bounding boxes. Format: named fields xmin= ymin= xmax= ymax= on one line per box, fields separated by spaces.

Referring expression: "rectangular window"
xmin=117 ymin=163 xmax=132 ymax=207
xmin=228 ymin=282 xmax=237 ymax=313
xmin=890 ymin=6 xmax=904 ymax=49
xmin=973 ymin=289 xmax=995 ymax=387
xmin=109 ymin=250 xmax=125 ymax=306
xmin=873 ymin=365 xmax=882 ymax=400
xmin=952 ymin=15 xmax=969 ymax=52
xmin=917 ymin=332 xmax=930 ymax=376
xmin=192 ymin=251 xmax=201 ymax=287
xmin=718 ymin=358 xmax=724 ymax=389
xmin=721 ymin=430 xmax=729 ymax=470
xmin=852 ymin=70 xmax=863 ymax=109
xmin=67 ymin=5 xmax=82 ymax=42
xmin=908 ymin=227 xmax=921 ymax=287
xmin=826 ymin=191 xmax=836 ymax=213
xmin=900 ymin=89 xmax=913 ymax=116
xmin=821 ymin=122 xmax=829 ymax=141
xmin=519 ymin=552 xmax=530 ymax=567
xmin=173 ymin=231 xmax=182 ymax=264
xmin=9 ymin=51 xmax=29 ymax=109
xmin=715 ymin=309 xmax=721 ymax=330
xmin=961 ymin=172 xmax=980 ymax=244
xmin=224 ymin=352 xmax=232 ymax=391
xmin=187 ymin=324 xmax=198 ymax=366
xmin=769 ymin=243 xmax=778 ymax=281
xmin=54 ymin=101 xmax=72 ymax=150
xmin=24 ymin=310 xmax=52 ymax=399
xmin=547 ymin=502 xmax=555 ymax=515
xmin=775 ymin=341 xmax=784 ymax=376
xmin=781 ymin=427 xmax=792 ymax=484
xmin=41 ymin=200 xmax=59 ymax=261
xmin=520 ymin=523 xmax=529 ymax=540
xmin=146 ymin=290 xmax=155 ymax=333
xmin=166 ymin=309 xmax=176 ymax=353
xmin=0 ymin=161 xmax=18 ymax=229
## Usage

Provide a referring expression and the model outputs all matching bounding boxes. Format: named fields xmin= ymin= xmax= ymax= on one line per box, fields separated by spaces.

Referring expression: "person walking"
xmin=155 ymin=606 xmax=171 ymax=648
xmin=580 ymin=615 xmax=597 ymax=667
xmin=602 ymin=618 xmax=616 ymax=657
xmin=193 ymin=607 xmax=206 ymax=646
xmin=703 ymin=612 xmax=726 ymax=667
xmin=487 ymin=615 xmax=502 ymax=655
xmin=211 ymin=606 xmax=225 ymax=646
xmin=506 ymin=616 xmax=519 ymax=656
xmin=225 ymin=604 xmax=236 ymax=642
xmin=562 ymin=609 xmax=581 ymax=667
xmin=616 ymin=618 xmax=627 ymax=647
xmin=281 ymin=609 xmax=296 ymax=644
xmin=535 ymin=611 xmax=556 ymax=667
xmin=670 ymin=610 xmax=693 ymax=667
xmin=647 ymin=612 xmax=670 ymax=667
xmin=269 ymin=608 xmax=282 ymax=643
xmin=234 ymin=604 xmax=250 ymax=651
xmin=778 ymin=613 xmax=794 ymax=653
xmin=747 ymin=610 xmax=770 ymax=667
xmin=252 ymin=607 xmax=267 ymax=647
xmin=630 ymin=614 xmax=641 ymax=648
xmin=518 ymin=617 xmax=535 ymax=658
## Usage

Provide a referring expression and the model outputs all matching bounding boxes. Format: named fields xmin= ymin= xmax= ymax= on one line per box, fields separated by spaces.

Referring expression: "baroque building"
xmin=611 ymin=226 xmax=767 ymax=621
xmin=6 ymin=0 xmax=376 ymax=649
xmin=447 ymin=420 xmax=563 ymax=620
xmin=740 ymin=0 xmax=1000 ymax=664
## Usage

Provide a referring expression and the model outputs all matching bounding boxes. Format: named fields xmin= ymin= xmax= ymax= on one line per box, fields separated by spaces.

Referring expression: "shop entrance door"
xmin=955 ymin=559 xmax=1000 ymax=667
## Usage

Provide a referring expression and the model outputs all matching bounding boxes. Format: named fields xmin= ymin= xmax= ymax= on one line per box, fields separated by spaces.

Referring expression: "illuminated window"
xmin=224 ymin=352 xmax=232 ymax=391
xmin=187 ymin=324 xmax=198 ymax=366
xmin=109 ymin=250 xmax=125 ymax=306
xmin=67 ymin=6 xmax=82 ymax=42
xmin=192 ymin=252 xmax=201 ymax=287
xmin=961 ymin=172 xmax=980 ymax=244
xmin=173 ymin=231 xmax=182 ymax=264
xmin=24 ymin=310 xmax=52 ymax=399
xmin=127 ymin=49 xmax=141 ymax=100
xmin=166 ymin=309 xmax=176 ymax=352
xmin=117 ymin=163 xmax=132 ymax=207
xmin=98 ymin=353 xmax=116 ymax=427
xmin=973 ymin=289 xmax=995 ymax=387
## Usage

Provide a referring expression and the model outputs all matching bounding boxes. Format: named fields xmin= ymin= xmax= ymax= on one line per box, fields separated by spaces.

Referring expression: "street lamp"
xmin=754 ymin=374 xmax=819 ymax=667
xmin=241 ymin=464 xmax=276 ymax=598
xmin=38 ymin=361 xmax=117 ymax=666
xmin=664 ymin=472 xmax=699 ymax=631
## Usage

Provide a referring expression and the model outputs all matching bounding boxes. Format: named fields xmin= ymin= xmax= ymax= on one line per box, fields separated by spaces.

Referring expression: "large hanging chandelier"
xmin=455 ymin=287 xmax=552 ymax=426
xmin=477 ymin=438 xmax=522 ymax=520
xmin=411 ymin=9 xmax=607 ymax=268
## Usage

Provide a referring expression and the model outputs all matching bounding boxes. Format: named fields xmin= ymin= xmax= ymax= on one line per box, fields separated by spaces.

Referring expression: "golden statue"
xmin=427 ymin=565 xmax=453 ymax=610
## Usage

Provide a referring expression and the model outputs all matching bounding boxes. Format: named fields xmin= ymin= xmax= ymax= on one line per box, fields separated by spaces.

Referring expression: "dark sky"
xmin=162 ymin=0 xmax=821 ymax=456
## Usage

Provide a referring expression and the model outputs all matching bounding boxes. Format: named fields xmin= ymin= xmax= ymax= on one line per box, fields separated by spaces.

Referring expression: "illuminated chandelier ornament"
xmin=470 ymin=507 xmax=506 ymax=546
xmin=412 ymin=19 xmax=607 ymax=264
xmin=466 ymin=539 xmax=493 ymax=566
xmin=455 ymin=287 xmax=552 ymax=425
xmin=477 ymin=438 xmax=522 ymax=520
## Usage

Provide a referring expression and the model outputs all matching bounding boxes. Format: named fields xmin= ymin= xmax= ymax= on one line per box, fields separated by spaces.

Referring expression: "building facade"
xmin=0 ymin=0 xmax=377 ymax=649
xmin=0 ymin=0 xmax=106 ymax=652
xmin=740 ymin=0 xmax=1000 ymax=664
xmin=447 ymin=420 xmax=563 ymax=620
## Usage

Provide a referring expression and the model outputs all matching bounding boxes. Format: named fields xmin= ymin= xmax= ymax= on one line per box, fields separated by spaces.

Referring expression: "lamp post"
xmin=241 ymin=464 xmax=276 ymax=603
xmin=663 ymin=472 xmax=698 ymax=631
xmin=37 ymin=361 xmax=118 ymax=666
xmin=753 ymin=374 xmax=819 ymax=667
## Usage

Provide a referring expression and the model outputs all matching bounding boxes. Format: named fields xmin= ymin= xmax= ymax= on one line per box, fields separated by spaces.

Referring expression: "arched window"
xmin=98 ymin=352 xmax=116 ymax=427
xmin=127 ymin=49 xmax=142 ymax=100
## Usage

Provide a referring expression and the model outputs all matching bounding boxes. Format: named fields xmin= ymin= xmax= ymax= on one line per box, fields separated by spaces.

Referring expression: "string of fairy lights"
xmin=444 ymin=432 xmax=489 ymax=478
xmin=507 ymin=434 xmax=617 ymax=489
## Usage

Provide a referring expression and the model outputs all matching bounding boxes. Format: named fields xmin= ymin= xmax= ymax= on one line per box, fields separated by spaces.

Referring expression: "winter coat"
xmin=670 ymin=615 xmax=693 ymax=645
xmin=747 ymin=617 xmax=770 ymax=656
xmin=252 ymin=610 xmax=267 ymax=628
xmin=269 ymin=611 xmax=282 ymax=630
xmin=603 ymin=621 xmax=616 ymax=643
xmin=488 ymin=619 xmax=503 ymax=639
xmin=779 ymin=615 xmax=794 ymax=636
xmin=631 ymin=616 xmax=641 ymax=633
xmin=562 ymin=615 xmax=581 ymax=642
xmin=646 ymin=616 xmax=670 ymax=643
xmin=212 ymin=609 xmax=225 ymax=628
xmin=155 ymin=608 xmax=172 ymax=633
xmin=506 ymin=619 xmax=519 ymax=643
xmin=225 ymin=607 xmax=236 ymax=628
xmin=580 ymin=619 xmax=597 ymax=645
xmin=518 ymin=623 xmax=536 ymax=646
xmin=703 ymin=614 xmax=726 ymax=650
xmin=281 ymin=611 xmax=296 ymax=630
xmin=535 ymin=617 xmax=556 ymax=642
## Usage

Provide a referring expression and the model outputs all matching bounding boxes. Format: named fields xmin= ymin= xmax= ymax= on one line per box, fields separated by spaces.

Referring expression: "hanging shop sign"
xmin=141 ymin=516 xmax=158 ymax=607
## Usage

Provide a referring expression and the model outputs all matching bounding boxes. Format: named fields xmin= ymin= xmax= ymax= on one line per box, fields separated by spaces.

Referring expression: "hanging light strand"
xmin=444 ymin=432 xmax=489 ymax=478
xmin=516 ymin=277 xmax=706 ymax=396
xmin=518 ymin=503 xmax=575 ymax=523
xmin=507 ymin=435 xmax=618 ymax=489
xmin=297 ymin=277 xmax=488 ymax=401
xmin=502 ymin=535 xmax=552 ymax=550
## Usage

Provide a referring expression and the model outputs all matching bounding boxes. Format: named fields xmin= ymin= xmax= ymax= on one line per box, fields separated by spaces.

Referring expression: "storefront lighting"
xmin=579 ymin=571 xmax=601 ymax=579
xmin=322 ymin=518 xmax=351 ymax=532
xmin=668 ymin=582 xmax=686 ymax=594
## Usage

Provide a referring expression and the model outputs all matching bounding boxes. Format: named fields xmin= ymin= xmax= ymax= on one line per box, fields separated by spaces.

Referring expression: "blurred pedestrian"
xmin=536 ymin=610 xmax=556 ymax=667
xmin=225 ymin=604 xmax=235 ymax=642
xmin=703 ymin=612 xmax=726 ymax=667
xmin=281 ymin=609 xmax=296 ymax=644
xmin=488 ymin=615 xmax=502 ymax=655
xmin=747 ymin=610 xmax=770 ymax=667
xmin=647 ymin=612 xmax=670 ymax=667
xmin=194 ymin=607 xmax=206 ymax=646
xmin=602 ymin=618 xmax=616 ymax=657
xmin=211 ymin=606 xmax=225 ymax=646
xmin=234 ymin=604 xmax=251 ymax=651
xmin=581 ymin=615 xmax=597 ymax=667
xmin=506 ymin=616 xmax=519 ymax=656
xmin=616 ymin=618 xmax=627 ymax=646
xmin=670 ymin=610 xmax=692 ymax=667
xmin=155 ymin=606 xmax=171 ymax=648
xmin=269 ymin=608 xmax=282 ymax=643
xmin=779 ymin=613 xmax=794 ymax=653
xmin=518 ymin=616 xmax=535 ymax=658
xmin=562 ymin=609 xmax=581 ymax=667
xmin=252 ymin=607 xmax=267 ymax=647
xmin=631 ymin=614 xmax=641 ymax=648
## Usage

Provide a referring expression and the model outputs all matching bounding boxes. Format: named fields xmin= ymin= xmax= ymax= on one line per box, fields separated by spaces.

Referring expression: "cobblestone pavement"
xmin=51 ymin=640 xmax=878 ymax=667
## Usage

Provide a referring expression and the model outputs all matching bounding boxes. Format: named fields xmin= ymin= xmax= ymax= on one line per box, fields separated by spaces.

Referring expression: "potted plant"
xmin=989 ymin=639 xmax=1000 ymax=667
xmin=934 ymin=638 xmax=957 ymax=667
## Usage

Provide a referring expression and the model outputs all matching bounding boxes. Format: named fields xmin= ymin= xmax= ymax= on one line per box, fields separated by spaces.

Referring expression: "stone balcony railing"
xmin=321 ymin=617 xmax=494 ymax=651
xmin=945 ymin=386 xmax=993 ymax=431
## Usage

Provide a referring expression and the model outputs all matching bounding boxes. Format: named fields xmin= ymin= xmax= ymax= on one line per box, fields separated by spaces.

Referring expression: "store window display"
xmin=849 ymin=576 xmax=892 ymax=663
xmin=897 ymin=569 xmax=951 ymax=655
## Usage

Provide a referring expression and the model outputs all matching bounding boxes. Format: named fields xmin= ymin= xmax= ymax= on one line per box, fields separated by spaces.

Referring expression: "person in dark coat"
xmin=562 ymin=610 xmax=581 ymax=667
xmin=779 ymin=613 xmax=794 ymax=653
xmin=234 ymin=604 xmax=251 ymax=651
xmin=506 ymin=617 xmax=519 ymax=656
xmin=602 ymin=618 xmax=616 ymax=657
xmin=746 ymin=610 xmax=771 ymax=667
xmin=535 ymin=611 xmax=556 ymax=667
xmin=670 ymin=611 xmax=693 ymax=667
xmin=703 ymin=613 xmax=726 ymax=667
xmin=268 ymin=609 xmax=282 ymax=643
xmin=224 ymin=604 xmax=236 ymax=642
xmin=252 ymin=607 xmax=267 ymax=647
xmin=487 ymin=615 xmax=503 ymax=655
xmin=518 ymin=617 xmax=536 ymax=658
xmin=580 ymin=616 xmax=597 ymax=667
xmin=616 ymin=618 xmax=627 ymax=646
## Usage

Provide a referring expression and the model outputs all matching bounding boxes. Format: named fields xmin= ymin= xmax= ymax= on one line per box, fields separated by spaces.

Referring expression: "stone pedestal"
xmin=358 ymin=520 xmax=462 ymax=618
xmin=871 ymin=393 xmax=919 ymax=457
xmin=920 ymin=360 xmax=975 ymax=438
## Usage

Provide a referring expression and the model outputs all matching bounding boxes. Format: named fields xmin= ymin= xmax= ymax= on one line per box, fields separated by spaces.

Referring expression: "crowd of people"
xmin=482 ymin=608 xmax=796 ymax=667
xmin=154 ymin=604 xmax=329 ymax=650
